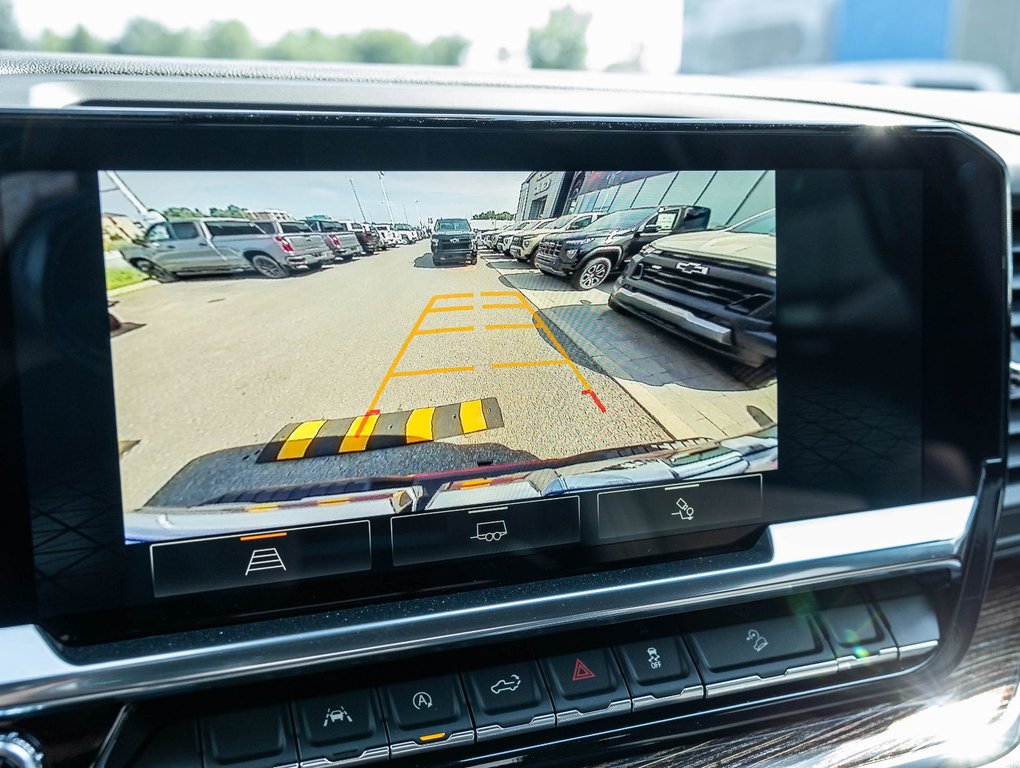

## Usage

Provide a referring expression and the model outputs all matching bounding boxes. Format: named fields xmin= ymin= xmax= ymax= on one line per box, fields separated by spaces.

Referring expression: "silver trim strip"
xmin=475 ymin=713 xmax=557 ymax=741
xmin=389 ymin=731 xmax=474 ymax=756
xmin=631 ymin=685 xmax=705 ymax=710
xmin=554 ymin=699 xmax=632 ymax=725
xmin=897 ymin=639 xmax=940 ymax=660
xmin=300 ymin=745 xmax=390 ymax=768
xmin=834 ymin=646 xmax=899 ymax=673
xmin=0 ymin=496 xmax=973 ymax=715
xmin=704 ymin=659 xmax=839 ymax=698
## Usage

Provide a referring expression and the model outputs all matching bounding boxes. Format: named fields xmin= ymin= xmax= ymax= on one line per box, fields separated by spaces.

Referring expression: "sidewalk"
xmin=489 ymin=257 xmax=777 ymax=441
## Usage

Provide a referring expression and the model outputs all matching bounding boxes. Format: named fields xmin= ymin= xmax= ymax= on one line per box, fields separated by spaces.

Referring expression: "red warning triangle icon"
xmin=572 ymin=658 xmax=596 ymax=681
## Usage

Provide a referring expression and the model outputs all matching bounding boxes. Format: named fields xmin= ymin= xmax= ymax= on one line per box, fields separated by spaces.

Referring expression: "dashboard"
xmin=0 ymin=53 xmax=1016 ymax=768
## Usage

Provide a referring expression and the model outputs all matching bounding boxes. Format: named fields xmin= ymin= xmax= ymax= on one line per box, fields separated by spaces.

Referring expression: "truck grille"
xmin=537 ymin=241 xmax=562 ymax=262
xmin=1005 ymin=192 xmax=1020 ymax=518
xmin=637 ymin=261 xmax=761 ymax=308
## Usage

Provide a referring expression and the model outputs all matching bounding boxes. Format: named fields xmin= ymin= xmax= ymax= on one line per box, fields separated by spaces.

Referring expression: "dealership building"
xmin=516 ymin=170 xmax=774 ymax=229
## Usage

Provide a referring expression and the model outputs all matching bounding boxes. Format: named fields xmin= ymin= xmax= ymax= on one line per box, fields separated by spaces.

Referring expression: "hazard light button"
xmin=539 ymin=649 xmax=631 ymax=725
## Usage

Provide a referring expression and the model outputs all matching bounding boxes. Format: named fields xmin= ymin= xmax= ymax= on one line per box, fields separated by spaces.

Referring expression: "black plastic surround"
xmin=0 ymin=112 xmax=1008 ymax=645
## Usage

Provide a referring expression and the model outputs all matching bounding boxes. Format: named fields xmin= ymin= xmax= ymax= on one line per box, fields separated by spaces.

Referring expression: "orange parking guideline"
xmin=485 ymin=323 xmax=534 ymax=330
xmin=239 ymin=531 xmax=288 ymax=541
xmin=509 ymin=292 xmax=595 ymax=391
xmin=365 ymin=294 xmax=464 ymax=414
xmin=482 ymin=302 xmax=523 ymax=309
xmin=341 ymin=412 xmax=380 ymax=453
xmin=414 ymin=326 xmax=474 ymax=335
xmin=492 ymin=360 xmax=568 ymax=369
xmin=391 ymin=366 xmax=475 ymax=378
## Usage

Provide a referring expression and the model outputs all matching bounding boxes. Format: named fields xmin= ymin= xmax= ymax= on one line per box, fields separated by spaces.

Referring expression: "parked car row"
xmin=481 ymin=206 xmax=777 ymax=376
xmin=122 ymin=216 xmax=397 ymax=282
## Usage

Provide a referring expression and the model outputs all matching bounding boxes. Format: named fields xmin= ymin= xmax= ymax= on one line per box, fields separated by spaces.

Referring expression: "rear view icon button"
xmin=245 ymin=547 xmax=286 ymax=575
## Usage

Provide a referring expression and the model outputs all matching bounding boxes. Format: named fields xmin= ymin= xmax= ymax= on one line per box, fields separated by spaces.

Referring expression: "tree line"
xmin=0 ymin=2 xmax=598 ymax=70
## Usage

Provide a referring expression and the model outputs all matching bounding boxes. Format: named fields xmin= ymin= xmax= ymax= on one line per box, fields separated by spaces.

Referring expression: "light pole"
xmin=378 ymin=172 xmax=393 ymax=224
xmin=349 ymin=177 xmax=367 ymax=221
xmin=415 ymin=199 xmax=421 ymax=226
xmin=402 ymin=203 xmax=409 ymax=224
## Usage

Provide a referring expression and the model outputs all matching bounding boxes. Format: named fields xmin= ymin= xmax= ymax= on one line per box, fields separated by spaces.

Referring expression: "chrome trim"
xmin=389 ymin=731 xmax=474 ymax=756
xmin=834 ymin=646 xmax=899 ymax=673
xmin=631 ymin=685 xmax=705 ymax=710
xmin=704 ymin=659 xmax=839 ymax=698
xmin=0 ymin=734 xmax=44 ymax=768
xmin=475 ymin=713 xmax=556 ymax=741
xmin=898 ymin=639 xmax=940 ymax=660
xmin=613 ymin=286 xmax=732 ymax=344
xmin=0 ymin=496 xmax=973 ymax=715
xmin=300 ymin=745 xmax=390 ymax=768
xmin=554 ymin=699 xmax=632 ymax=725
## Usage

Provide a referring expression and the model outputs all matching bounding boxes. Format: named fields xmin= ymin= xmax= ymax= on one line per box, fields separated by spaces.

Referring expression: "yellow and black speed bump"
xmin=258 ymin=398 xmax=504 ymax=463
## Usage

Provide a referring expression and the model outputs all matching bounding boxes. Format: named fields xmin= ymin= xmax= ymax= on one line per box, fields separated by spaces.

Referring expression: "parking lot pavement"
xmin=111 ymin=244 xmax=674 ymax=510
xmin=481 ymin=253 xmax=777 ymax=440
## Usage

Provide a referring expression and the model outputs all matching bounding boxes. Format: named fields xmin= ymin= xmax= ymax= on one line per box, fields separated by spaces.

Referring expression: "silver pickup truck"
xmin=122 ymin=218 xmax=333 ymax=281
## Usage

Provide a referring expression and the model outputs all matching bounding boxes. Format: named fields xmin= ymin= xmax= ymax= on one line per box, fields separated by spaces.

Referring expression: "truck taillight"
xmin=329 ymin=235 xmax=341 ymax=248
xmin=274 ymin=235 xmax=294 ymax=253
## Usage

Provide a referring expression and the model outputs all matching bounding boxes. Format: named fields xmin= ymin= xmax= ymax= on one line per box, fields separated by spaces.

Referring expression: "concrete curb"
xmin=108 ymin=279 xmax=155 ymax=298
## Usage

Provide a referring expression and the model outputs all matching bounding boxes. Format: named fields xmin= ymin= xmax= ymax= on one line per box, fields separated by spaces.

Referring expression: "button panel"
xmin=146 ymin=584 xmax=940 ymax=767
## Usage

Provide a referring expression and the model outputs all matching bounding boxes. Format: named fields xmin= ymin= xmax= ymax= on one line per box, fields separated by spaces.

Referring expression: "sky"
xmin=10 ymin=0 xmax=686 ymax=74
xmin=100 ymin=171 xmax=530 ymax=224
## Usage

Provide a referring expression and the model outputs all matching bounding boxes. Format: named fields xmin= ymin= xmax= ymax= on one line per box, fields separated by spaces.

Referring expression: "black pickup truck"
xmin=430 ymin=218 xmax=478 ymax=265
xmin=608 ymin=209 xmax=776 ymax=375
xmin=534 ymin=205 xmax=710 ymax=289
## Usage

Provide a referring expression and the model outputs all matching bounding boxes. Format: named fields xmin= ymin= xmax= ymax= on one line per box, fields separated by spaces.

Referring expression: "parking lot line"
xmin=391 ymin=366 xmax=476 ymax=378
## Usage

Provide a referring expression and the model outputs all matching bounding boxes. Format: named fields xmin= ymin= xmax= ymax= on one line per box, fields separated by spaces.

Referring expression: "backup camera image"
xmin=102 ymin=170 xmax=777 ymax=545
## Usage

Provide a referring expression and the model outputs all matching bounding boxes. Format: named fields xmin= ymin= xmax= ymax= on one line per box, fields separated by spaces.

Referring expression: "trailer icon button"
xmin=471 ymin=520 xmax=508 ymax=542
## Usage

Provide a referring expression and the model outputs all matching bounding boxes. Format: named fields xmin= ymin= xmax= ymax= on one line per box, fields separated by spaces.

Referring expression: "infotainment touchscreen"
xmin=102 ymin=170 xmax=777 ymax=592
xmin=0 ymin=115 xmax=1003 ymax=639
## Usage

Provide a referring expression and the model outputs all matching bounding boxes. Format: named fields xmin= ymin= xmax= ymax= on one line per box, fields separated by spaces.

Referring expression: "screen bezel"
xmin=0 ymin=111 xmax=1007 ymax=644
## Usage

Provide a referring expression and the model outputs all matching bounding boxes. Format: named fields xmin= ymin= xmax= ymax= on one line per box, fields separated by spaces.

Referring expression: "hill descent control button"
xmin=540 ymin=649 xmax=631 ymax=724
xmin=615 ymin=636 xmax=704 ymax=708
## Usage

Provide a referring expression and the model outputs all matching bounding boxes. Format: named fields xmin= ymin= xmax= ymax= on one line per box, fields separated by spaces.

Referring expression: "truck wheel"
xmin=131 ymin=259 xmax=178 ymax=283
xmin=249 ymin=253 xmax=290 ymax=279
xmin=571 ymin=255 xmax=612 ymax=290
